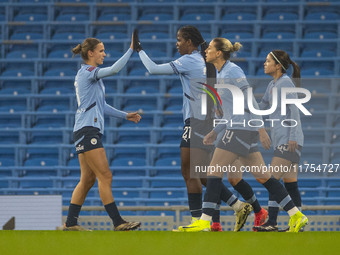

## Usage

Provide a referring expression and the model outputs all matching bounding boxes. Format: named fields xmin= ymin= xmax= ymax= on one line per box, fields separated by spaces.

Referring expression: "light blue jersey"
xmin=74 ymin=65 xmax=107 ymax=133
xmin=259 ymin=74 xmax=304 ymax=147
xmin=216 ymin=61 xmax=258 ymax=131
xmin=73 ymin=48 xmax=133 ymax=134
xmin=170 ymin=50 xmax=206 ymax=121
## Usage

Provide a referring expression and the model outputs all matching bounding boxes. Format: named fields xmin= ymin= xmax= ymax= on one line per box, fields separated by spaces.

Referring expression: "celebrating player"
xmin=64 ymin=37 xmax=141 ymax=231
xmin=133 ymin=26 xmax=252 ymax=232
xmin=254 ymin=50 xmax=304 ymax=232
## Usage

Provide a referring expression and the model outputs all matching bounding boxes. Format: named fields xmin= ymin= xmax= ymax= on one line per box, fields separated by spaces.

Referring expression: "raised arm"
xmin=139 ymin=50 xmax=175 ymax=75
xmin=97 ymin=48 xmax=133 ymax=79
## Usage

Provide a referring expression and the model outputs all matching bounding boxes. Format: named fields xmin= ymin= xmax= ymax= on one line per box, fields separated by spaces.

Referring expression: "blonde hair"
xmin=72 ymin=38 xmax=102 ymax=61
xmin=213 ymin=37 xmax=242 ymax=60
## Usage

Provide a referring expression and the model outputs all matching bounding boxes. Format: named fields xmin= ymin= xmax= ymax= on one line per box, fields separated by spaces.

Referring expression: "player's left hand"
xmin=127 ymin=112 xmax=142 ymax=123
xmin=288 ymin=140 xmax=298 ymax=152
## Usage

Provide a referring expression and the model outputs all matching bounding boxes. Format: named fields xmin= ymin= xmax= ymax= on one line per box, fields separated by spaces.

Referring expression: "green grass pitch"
xmin=1 ymin=231 xmax=339 ymax=255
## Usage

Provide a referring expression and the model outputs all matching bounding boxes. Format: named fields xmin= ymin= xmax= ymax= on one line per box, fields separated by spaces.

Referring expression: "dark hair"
xmin=271 ymin=50 xmax=301 ymax=87
xmin=213 ymin=37 xmax=242 ymax=61
xmin=72 ymin=38 xmax=102 ymax=61
xmin=178 ymin=25 xmax=216 ymax=119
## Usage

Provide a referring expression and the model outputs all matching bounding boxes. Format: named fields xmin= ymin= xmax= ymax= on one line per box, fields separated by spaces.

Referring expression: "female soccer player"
xmin=64 ymin=37 xmax=142 ymax=231
xmin=254 ymin=50 xmax=304 ymax=232
xmin=179 ymin=38 xmax=308 ymax=232
xmin=134 ymin=26 xmax=252 ymax=231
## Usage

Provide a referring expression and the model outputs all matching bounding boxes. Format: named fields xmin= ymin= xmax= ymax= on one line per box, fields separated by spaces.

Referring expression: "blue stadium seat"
xmin=168 ymin=80 xmax=182 ymax=94
xmin=0 ymin=131 xmax=19 ymax=144
xmin=301 ymin=49 xmax=335 ymax=58
xmin=43 ymin=63 xmax=77 ymax=77
xmin=155 ymin=157 xmax=180 ymax=167
xmin=9 ymin=25 xmax=43 ymax=40
xmin=222 ymin=12 xmax=256 ymax=21
xmin=162 ymin=115 xmax=183 ymax=128
xmin=6 ymin=45 xmax=39 ymax=59
xmin=13 ymin=7 xmax=48 ymax=22
xmin=139 ymin=25 xmax=169 ymax=40
xmin=32 ymin=115 xmax=66 ymax=128
xmin=114 ymin=148 xmax=146 ymax=160
xmin=125 ymin=80 xmax=159 ymax=94
xmin=160 ymin=130 xmax=181 ymax=144
xmin=116 ymin=131 xmax=150 ymax=144
xmin=165 ymin=98 xmax=182 ymax=111
xmin=0 ymin=80 xmax=31 ymax=95
xmin=181 ymin=10 xmax=214 ymax=21
xmin=35 ymin=98 xmax=70 ymax=112
xmin=111 ymin=157 xmax=146 ymax=167
xmin=122 ymin=98 xmax=157 ymax=111
xmin=29 ymin=131 xmax=63 ymax=144
xmin=39 ymin=80 xmax=74 ymax=94
xmin=305 ymin=11 xmax=340 ymax=21
xmin=0 ymin=98 xmax=27 ymax=112
xmin=263 ymin=10 xmax=298 ymax=21
xmin=139 ymin=12 xmax=173 ymax=21
xmin=304 ymin=31 xmax=337 ymax=40
xmin=51 ymin=26 xmax=85 ymax=41
xmin=0 ymin=115 xmax=21 ymax=128
xmin=97 ymin=8 xmax=131 ymax=21
xmin=95 ymin=30 xmax=127 ymax=41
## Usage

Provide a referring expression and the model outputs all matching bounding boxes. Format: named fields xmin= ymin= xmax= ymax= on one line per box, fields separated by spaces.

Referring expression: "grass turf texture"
xmin=1 ymin=231 xmax=339 ymax=255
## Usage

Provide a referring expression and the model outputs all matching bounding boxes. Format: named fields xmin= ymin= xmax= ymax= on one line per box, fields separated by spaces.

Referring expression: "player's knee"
xmin=255 ymin=177 xmax=268 ymax=184
xmin=81 ymin=175 xmax=96 ymax=189
xmin=228 ymin=178 xmax=241 ymax=186
xmin=97 ymin=171 xmax=112 ymax=184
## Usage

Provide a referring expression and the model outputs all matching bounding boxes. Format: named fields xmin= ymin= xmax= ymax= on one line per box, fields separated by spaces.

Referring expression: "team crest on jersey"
xmin=91 ymin=138 xmax=97 ymax=145
xmin=86 ymin=66 xmax=96 ymax=72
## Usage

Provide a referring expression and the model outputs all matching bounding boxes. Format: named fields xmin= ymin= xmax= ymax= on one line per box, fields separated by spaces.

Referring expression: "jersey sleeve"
xmin=170 ymin=54 xmax=199 ymax=75
xmin=228 ymin=65 xmax=249 ymax=90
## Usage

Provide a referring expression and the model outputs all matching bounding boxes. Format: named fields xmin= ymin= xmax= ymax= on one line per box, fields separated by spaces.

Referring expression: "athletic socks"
xmin=267 ymin=181 xmax=301 ymax=225
xmin=220 ymin=182 xmax=238 ymax=207
xmin=232 ymin=179 xmax=262 ymax=213
xmin=65 ymin=203 xmax=82 ymax=227
xmin=263 ymin=177 xmax=295 ymax=212
xmin=188 ymin=193 xmax=202 ymax=218
xmin=202 ymin=177 xmax=223 ymax=217
xmin=267 ymin=192 xmax=279 ymax=225
xmin=212 ymin=202 xmax=221 ymax=223
xmin=104 ymin=201 xmax=125 ymax=227
xmin=284 ymin=182 xmax=301 ymax=208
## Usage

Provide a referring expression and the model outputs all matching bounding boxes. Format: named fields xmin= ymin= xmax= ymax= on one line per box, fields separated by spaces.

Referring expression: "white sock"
xmin=287 ymin=206 xmax=299 ymax=217
xmin=231 ymin=200 xmax=243 ymax=212
xmin=200 ymin=213 xmax=212 ymax=222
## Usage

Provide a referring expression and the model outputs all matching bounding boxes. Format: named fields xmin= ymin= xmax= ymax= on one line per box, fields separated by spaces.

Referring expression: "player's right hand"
xmin=203 ymin=130 xmax=217 ymax=145
xmin=127 ymin=112 xmax=142 ymax=123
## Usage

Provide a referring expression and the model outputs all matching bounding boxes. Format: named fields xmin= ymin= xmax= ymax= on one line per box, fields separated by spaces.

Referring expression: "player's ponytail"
xmin=72 ymin=38 xmax=102 ymax=61
xmin=213 ymin=38 xmax=242 ymax=60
